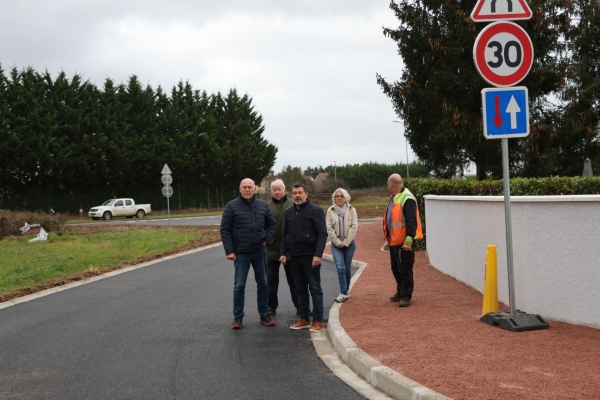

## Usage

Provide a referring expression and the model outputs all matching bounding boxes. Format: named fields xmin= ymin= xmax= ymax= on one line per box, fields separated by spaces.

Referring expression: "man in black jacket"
xmin=279 ymin=183 xmax=328 ymax=332
xmin=220 ymin=178 xmax=277 ymax=329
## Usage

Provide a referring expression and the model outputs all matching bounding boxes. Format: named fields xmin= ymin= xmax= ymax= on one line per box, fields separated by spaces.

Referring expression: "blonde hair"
xmin=331 ymin=188 xmax=351 ymax=204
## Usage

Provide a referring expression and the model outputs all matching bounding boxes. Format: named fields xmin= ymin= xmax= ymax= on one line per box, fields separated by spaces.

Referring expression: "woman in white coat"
xmin=326 ymin=188 xmax=358 ymax=303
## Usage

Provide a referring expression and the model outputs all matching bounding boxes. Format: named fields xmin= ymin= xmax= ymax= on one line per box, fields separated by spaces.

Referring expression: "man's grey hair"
xmin=239 ymin=178 xmax=255 ymax=187
xmin=270 ymin=179 xmax=285 ymax=190
xmin=332 ymin=188 xmax=351 ymax=203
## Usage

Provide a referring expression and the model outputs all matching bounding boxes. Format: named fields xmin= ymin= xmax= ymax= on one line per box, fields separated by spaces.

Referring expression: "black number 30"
xmin=487 ymin=40 xmax=522 ymax=68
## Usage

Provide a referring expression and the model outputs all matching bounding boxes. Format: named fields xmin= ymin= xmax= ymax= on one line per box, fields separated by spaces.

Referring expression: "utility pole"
xmin=393 ymin=120 xmax=409 ymax=177
xmin=334 ymin=161 xmax=337 ymax=187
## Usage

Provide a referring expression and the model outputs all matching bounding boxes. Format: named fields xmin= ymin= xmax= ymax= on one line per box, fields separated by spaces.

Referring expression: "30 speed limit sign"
xmin=473 ymin=21 xmax=533 ymax=87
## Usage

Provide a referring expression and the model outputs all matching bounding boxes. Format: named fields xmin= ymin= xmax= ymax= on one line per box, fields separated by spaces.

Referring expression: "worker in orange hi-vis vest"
xmin=383 ymin=173 xmax=423 ymax=307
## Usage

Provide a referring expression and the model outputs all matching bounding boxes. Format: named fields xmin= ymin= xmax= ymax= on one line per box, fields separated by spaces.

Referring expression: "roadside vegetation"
xmin=0 ymin=210 xmax=67 ymax=240
xmin=0 ymin=222 xmax=221 ymax=302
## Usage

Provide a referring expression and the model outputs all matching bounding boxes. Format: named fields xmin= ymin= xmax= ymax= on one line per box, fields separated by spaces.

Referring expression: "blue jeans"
xmin=291 ymin=255 xmax=324 ymax=322
xmin=233 ymin=246 xmax=269 ymax=318
xmin=330 ymin=241 xmax=356 ymax=296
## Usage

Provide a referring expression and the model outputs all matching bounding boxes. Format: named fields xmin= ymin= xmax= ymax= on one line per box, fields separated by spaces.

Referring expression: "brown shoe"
xmin=231 ymin=317 xmax=243 ymax=329
xmin=399 ymin=299 xmax=411 ymax=307
xmin=290 ymin=318 xmax=311 ymax=330
xmin=310 ymin=321 xmax=323 ymax=332
xmin=268 ymin=309 xmax=276 ymax=316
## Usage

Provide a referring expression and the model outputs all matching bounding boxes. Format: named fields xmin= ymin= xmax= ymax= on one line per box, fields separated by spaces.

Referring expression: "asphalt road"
xmin=0 ymin=245 xmax=364 ymax=399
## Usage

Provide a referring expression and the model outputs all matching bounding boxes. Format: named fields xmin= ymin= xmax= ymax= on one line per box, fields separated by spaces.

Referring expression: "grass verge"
xmin=0 ymin=226 xmax=221 ymax=302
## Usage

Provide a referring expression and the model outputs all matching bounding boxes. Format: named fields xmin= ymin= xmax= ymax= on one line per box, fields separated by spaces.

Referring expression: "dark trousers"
xmin=266 ymin=260 xmax=299 ymax=310
xmin=291 ymin=255 xmax=324 ymax=322
xmin=390 ymin=245 xmax=414 ymax=301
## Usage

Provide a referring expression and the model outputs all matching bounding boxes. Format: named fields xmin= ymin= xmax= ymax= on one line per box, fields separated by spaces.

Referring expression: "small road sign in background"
xmin=482 ymin=86 xmax=529 ymax=139
xmin=161 ymin=163 xmax=173 ymax=222
xmin=161 ymin=186 xmax=173 ymax=197
xmin=161 ymin=174 xmax=173 ymax=186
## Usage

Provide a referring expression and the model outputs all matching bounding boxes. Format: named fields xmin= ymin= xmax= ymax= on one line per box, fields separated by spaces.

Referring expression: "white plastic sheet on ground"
xmin=19 ymin=222 xmax=41 ymax=235
xmin=28 ymin=228 xmax=48 ymax=242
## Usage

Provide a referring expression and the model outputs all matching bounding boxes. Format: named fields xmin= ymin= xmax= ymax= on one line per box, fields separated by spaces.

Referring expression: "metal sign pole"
xmin=502 ymin=138 xmax=517 ymax=315
xmin=165 ymin=173 xmax=171 ymax=225
xmin=474 ymin=0 xmax=549 ymax=332
xmin=480 ymin=139 xmax=549 ymax=331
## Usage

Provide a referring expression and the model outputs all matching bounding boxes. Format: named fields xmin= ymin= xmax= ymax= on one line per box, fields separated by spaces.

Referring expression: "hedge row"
xmin=404 ymin=176 xmax=600 ymax=199
xmin=403 ymin=176 xmax=600 ymax=250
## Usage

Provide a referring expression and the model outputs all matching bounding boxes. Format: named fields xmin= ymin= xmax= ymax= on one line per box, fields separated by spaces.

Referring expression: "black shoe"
xmin=389 ymin=292 xmax=401 ymax=302
xmin=260 ymin=315 xmax=275 ymax=326
xmin=232 ymin=317 xmax=243 ymax=329
xmin=268 ymin=308 xmax=276 ymax=316
xmin=399 ymin=299 xmax=411 ymax=307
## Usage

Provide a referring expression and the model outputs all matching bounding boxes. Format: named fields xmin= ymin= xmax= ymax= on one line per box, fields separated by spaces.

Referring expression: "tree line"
xmin=275 ymin=161 xmax=430 ymax=191
xmin=378 ymin=0 xmax=600 ymax=180
xmin=0 ymin=65 xmax=277 ymax=208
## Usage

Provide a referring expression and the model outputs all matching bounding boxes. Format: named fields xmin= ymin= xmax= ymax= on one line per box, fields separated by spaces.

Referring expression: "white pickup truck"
xmin=88 ymin=198 xmax=152 ymax=221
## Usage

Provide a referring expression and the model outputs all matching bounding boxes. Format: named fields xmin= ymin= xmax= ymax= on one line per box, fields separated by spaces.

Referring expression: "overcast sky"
xmin=1 ymin=0 xmax=416 ymax=174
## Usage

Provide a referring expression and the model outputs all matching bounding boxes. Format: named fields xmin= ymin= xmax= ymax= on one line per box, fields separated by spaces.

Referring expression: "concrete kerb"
xmin=319 ymin=253 xmax=451 ymax=400
xmin=0 ymin=242 xmax=223 ymax=311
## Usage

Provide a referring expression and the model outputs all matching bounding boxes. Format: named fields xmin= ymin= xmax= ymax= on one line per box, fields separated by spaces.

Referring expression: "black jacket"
xmin=280 ymin=199 xmax=327 ymax=258
xmin=220 ymin=195 xmax=277 ymax=255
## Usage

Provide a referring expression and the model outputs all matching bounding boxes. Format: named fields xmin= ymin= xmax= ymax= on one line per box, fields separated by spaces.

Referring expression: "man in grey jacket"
xmin=266 ymin=179 xmax=298 ymax=316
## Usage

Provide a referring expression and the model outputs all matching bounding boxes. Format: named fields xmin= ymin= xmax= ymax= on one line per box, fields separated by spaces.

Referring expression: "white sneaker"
xmin=335 ymin=294 xmax=349 ymax=303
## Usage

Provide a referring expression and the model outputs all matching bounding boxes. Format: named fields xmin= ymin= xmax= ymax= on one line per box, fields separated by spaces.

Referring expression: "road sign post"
xmin=161 ymin=164 xmax=173 ymax=224
xmin=472 ymin=0 xmax=548 ymax=332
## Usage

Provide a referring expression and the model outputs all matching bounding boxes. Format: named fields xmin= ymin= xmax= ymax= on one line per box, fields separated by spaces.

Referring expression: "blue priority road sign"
xmin=481 ymin=86 xmax=529 ymax=139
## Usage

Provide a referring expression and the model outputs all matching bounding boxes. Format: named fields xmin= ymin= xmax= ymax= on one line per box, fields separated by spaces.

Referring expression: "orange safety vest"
xmin=383 ymin=188 xmax=423 ymax=246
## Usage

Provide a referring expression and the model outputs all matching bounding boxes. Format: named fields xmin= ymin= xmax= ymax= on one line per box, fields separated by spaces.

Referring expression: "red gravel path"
xmin=335 ymin=222 xmax=600 ymax=400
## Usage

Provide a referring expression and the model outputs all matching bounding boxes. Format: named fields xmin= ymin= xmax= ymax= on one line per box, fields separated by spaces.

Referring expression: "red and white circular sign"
xmin=473 ymin=21 xmax=533 ymax=87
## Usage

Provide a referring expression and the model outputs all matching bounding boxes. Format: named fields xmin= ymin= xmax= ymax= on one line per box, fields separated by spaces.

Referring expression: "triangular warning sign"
xmin=471 ymin=0 xmax=532 ymax=22
xmin=161 ymin=164 xmax=172 ymax=174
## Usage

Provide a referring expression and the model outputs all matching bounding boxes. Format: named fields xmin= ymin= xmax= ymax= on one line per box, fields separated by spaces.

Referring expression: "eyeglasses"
xmin=334 ymin=195 xmax=345 ymax=198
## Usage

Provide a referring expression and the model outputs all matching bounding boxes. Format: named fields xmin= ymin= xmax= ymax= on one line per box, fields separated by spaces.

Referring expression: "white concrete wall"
xmin=424 ymin=195 xmax=600 ymax=329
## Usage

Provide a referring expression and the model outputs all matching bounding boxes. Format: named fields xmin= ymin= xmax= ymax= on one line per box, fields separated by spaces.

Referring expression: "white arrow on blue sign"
xmin=481 ymin=86 xmax=529 ymax=139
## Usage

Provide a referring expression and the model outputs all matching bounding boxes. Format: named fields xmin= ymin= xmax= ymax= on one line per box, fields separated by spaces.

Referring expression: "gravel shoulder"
xmin=338 ymin=222 xmax=600 ymax=400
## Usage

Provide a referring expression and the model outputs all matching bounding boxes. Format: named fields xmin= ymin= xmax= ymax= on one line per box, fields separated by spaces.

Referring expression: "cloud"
xmin=0 ymin=1 xmax=412 ymax=174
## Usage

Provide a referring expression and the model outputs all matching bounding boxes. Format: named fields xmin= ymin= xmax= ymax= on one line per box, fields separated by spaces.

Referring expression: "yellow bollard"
xmin=482 ymin=245 xmax=499 ymax=315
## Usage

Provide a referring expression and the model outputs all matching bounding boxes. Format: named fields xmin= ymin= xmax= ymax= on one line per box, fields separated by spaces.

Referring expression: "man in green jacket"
xmin=266 ymin=179 xmax=298 ymax=315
